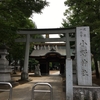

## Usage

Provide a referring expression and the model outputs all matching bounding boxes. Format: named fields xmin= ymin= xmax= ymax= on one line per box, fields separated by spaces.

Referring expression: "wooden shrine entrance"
xmin=30 ymin=43 xmax=67 ymax=75
xmin=35 ymin=52 xmax=65 ymax=75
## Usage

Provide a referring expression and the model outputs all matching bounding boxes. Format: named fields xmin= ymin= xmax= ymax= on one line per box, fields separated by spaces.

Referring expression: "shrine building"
xmin=30 ymin=42 xmax=75 ymax=75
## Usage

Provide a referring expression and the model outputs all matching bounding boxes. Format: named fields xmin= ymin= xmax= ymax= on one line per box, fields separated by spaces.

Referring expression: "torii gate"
xmin=16 ymin=26 xmax=92 ymax=100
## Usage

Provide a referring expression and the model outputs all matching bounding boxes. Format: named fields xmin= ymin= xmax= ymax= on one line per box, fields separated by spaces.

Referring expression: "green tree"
xmin=0 ymin=0 xmax=48 ymax=65
xmin=62 ymin=0 xmax=100 ymax=78
xmin=0 ymin=0 xmax=48 ymax=43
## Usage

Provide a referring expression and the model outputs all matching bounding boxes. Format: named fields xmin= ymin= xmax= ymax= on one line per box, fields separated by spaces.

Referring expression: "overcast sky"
xmin=31 ymin=0 xmax=66 ymax=38
xmin=32 ymin=0 xmax=66 ymax=28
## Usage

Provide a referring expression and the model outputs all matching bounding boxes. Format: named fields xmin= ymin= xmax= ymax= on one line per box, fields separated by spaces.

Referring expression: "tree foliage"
xmin=0 ymin=0 xmax=48 ymax=40
xmin=62 ymin=0 xmax=100 ymax=57
xmin=0 ymin=0 xmax=48 ymax=63
xmin=62 ymin=0 xmax=100 ymax=77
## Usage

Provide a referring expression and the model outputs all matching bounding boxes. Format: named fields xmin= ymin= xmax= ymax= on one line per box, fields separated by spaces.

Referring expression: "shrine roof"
xmin=30 ymin=49 xmax=66 ymax=57
xmin=30 ymin=43 xmax=74 ymax=57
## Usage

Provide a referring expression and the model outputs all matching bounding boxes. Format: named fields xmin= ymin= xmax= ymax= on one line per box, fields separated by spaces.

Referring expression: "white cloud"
xmin=32 ymin=0 xmax=66 ymax=29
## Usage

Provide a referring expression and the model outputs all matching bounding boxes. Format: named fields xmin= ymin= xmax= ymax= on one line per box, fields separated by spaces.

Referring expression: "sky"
xmin=31 ymin=0 xmax=67 ymax=38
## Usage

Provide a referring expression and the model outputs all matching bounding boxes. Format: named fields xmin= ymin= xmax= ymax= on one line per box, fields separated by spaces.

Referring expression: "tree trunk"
xmin=94 ymin=57 xmax=99 ymax=78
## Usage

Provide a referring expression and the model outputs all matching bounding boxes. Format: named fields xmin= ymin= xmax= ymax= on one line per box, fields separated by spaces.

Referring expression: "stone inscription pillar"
xmin=76 ymin=26 xmax=92 ymax=85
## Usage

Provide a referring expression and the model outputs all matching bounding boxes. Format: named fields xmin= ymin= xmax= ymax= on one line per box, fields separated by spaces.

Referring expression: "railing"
xmin=31 ymin=83 xmax=53 ymax=100
xmin=0 ymin=82 xmax=12 ymax=100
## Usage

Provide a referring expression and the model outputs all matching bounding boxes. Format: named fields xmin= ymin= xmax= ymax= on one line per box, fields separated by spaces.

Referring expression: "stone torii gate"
xmin=16 ymin=26 xmax=92 ymax=100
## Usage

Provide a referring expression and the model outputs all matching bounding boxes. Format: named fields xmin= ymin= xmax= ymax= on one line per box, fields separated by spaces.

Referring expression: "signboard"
xmin=76 ymin=26 xmax=92 ymax=85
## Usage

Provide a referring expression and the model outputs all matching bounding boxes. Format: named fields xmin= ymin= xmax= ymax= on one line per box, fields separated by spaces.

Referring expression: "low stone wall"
xmin=73 ymin=86 xmax=100 ymax=100
xmin=62 ymin=81 xmax=100 ymax=100
xmin=62 ymin=76 xmax=100 ymax=100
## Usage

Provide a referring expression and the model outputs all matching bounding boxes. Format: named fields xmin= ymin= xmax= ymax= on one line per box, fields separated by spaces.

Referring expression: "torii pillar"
xmin=21 ymin=34 xmax=30 ymax=80
xmin=65 ymin=33 xmax=73 ymax=100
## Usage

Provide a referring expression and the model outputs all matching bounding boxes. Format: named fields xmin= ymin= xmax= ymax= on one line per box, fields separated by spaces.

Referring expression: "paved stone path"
xmin=0 ymin=71 xmax=66 ymax=100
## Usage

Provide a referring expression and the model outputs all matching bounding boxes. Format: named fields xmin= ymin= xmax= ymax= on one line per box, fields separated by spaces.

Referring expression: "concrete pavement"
xmin=0 ymin=71 xmax=66 ymax=100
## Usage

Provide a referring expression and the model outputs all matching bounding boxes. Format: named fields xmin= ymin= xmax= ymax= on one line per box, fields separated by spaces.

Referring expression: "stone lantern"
xmin=0 ymin=44 xmax=12 ymax=82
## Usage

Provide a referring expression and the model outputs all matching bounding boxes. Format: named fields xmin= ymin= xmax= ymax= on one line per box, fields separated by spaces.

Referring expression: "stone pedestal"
xmin=0 ymin=45 xmax=12 ymax=82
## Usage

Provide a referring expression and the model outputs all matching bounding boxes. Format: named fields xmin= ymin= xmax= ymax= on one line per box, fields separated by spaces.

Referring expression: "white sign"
xmin=76 ymin=26 xmax=92 ymax=85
